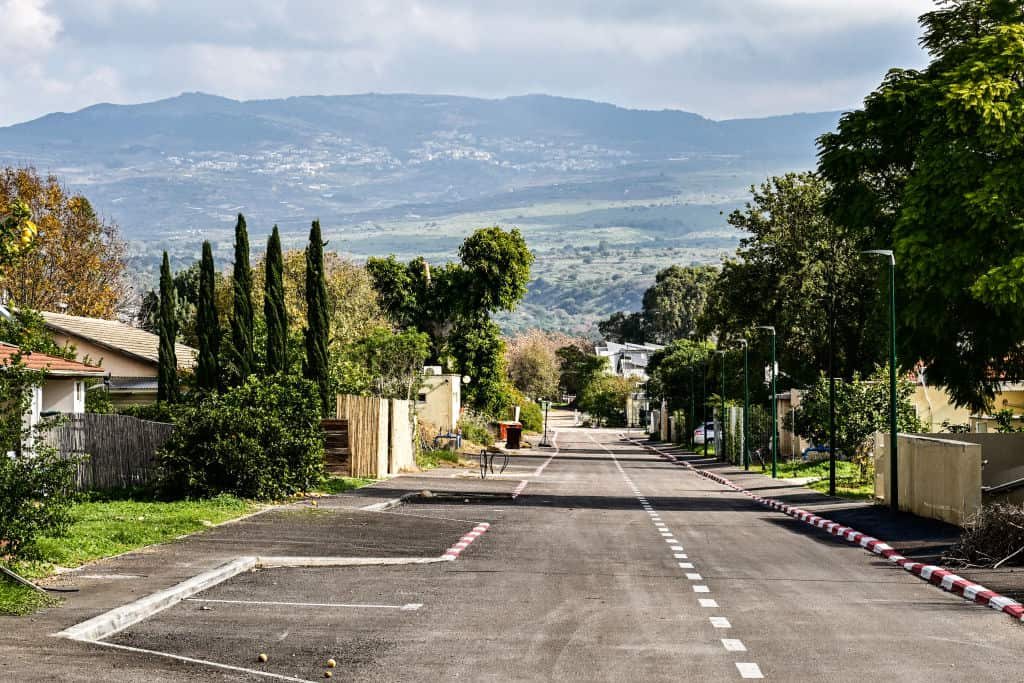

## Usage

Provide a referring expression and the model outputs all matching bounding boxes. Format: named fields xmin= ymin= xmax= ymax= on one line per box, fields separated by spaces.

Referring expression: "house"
xmin=415 ymin=367 xmax=462 ymax=432
xmin=40 ymin=311 xmax=197 ymax=406
xmin=0 ymin=342 xmax=106 ymax=430
xmin=594 ymin=341 xmax=664 ymax=382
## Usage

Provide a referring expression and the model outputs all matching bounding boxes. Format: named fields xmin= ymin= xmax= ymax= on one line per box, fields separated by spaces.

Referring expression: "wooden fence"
xmin=42 ymin=413 xmax=173 ymax=491
xmin=336 ymin=395 xmax=415 ymax=477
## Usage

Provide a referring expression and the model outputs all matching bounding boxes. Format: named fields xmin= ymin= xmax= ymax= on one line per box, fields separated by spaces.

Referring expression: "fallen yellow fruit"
xmin=258 ymin=653 xmax=268 ymax=663
xmin=327 ymin=659 xmax=336 ymax=668
xmin=324 ymin=672 xmax=332 ymax=678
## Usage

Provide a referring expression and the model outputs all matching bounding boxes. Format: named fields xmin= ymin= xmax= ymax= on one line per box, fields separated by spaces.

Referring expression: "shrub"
xmin=0 ymin=358 xmax=78 ymax=560
xmin=519 ymin=400 xmax=544 ymax=432
xmin=157 ymin=374 xmax=324 ymax=500
xmin=946 ymin=504 xmax=1024 ymax=568
xmin=117 ymin=402 xmax=179 ymax=423
xmin=459 ymin=411 xmax=495 ymax=446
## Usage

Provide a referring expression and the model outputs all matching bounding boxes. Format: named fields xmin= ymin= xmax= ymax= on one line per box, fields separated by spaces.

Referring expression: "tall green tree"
xmin=230 ymin=214 xmax=254 ymax=385
xmin=818 ymin=0 xmax=1024 ymax=409
xmin=366 ymin=226 xmax=533 ymax=414
xmin=643 ymin=265 xmax=718 ymax=343
xmin=700 ymin=173 xmax=884 ymax=386
xmin=157 ymin=252 xmax=179 ymax=403
xmin=303 ymin=220 xmax=331 ymax=416
xmin=264 ymin=226 xmax=288 ymax=375
xmin=195 ymin=241 xmax=221 ymax=392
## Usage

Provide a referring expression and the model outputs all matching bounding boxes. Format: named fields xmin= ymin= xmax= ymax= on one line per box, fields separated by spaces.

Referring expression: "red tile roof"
xmin=0 ymin=342 xmax=106 ymax=376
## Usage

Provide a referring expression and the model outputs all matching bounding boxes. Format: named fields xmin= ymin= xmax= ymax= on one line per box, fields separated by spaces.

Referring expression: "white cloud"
xmin=0 ymin=0 xmax=937 ymax=125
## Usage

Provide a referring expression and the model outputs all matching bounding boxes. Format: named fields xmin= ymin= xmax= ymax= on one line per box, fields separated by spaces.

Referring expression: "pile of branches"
xmin=945 ymin=503 xmax=1024 ymax=568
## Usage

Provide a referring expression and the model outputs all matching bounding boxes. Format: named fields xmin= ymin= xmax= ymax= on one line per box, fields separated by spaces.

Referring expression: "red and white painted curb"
xmin=442 ymin=522 xmax=491 ymax=561
xmin=633 ymin=439 xmax=1024 ymax=625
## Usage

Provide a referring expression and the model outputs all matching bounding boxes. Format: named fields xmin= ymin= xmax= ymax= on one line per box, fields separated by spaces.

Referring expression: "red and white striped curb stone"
xmin=442 ymin=523 xmax=491 ymax=561
xmin=632 ymin=439 xmax=1024 ymax=625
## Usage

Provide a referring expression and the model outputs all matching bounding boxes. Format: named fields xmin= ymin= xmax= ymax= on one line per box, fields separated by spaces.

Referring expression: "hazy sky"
xmin=1 ymin=0 xmax=936 ymax=126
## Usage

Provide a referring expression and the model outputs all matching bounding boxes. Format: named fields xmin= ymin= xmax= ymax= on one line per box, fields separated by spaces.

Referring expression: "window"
xmin=417 ymin=392 xmax=428 ymax=404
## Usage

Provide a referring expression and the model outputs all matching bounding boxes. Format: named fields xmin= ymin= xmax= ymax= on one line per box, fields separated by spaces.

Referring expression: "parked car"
xmin=693 ymin=422 xmax=716 ymax=445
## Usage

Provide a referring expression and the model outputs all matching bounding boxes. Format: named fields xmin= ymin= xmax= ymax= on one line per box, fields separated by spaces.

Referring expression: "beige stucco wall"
xmin=911 ymin=385 xmax=972 ymax=432
xmin=415 ymin=374 xmax=461 ymax=432
xmin=51 ymin=333 xmax=156 ymax=377
xmin=41 ymin=378 xmax=84 ymax=414
xmin=874 ymin=433 xmax=983 ymax=526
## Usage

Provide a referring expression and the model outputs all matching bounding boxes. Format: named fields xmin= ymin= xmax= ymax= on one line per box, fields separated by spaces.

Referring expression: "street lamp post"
xmin=540 ymin=399 xmax=551 ymax=447
xmin=756 ymin=326 xmax=778 ymax=478
xmin=716 ymin=350 xmax=727 ymax=462
xmin=702 ymin=359 xmax=708 ymax=458
xmin=864 ymin=249 xmax=899 ymax=512
xmin=735 ymin=340 xmax=750 ymax=471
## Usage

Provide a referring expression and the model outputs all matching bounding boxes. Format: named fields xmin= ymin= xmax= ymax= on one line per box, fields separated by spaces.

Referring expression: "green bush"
xmin=519 ymin=401 xmax=544 ymax=432
xmin=117 ymin=402 xmax=178 ymax=423
xmin=0 ymin=358 xmax=79 ymax=560
xmin=0 ymin=442 xmax=79 ymax=560
xmin=157 ymin=374 xmax=324 ymax=500
xmin=459 ymin=411 xmax=495 ymax=446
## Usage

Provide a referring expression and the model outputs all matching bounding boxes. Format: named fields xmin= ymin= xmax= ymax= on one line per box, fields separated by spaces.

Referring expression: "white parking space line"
xmin=736 ymin=662 xmax=764 ymax=679
xmin=678 ymin=562 xmax=694 ymax=569
xmin=670 ymin=545 xmax=684 ymax=551
xmin=698 ymin=599 xmax=719 ymax=608
xmin=722 ymin=639 xmax=747 ymax=652
xmin=186 ymin=598 xmax=423 ymax=610
xmin=710 ymin=617 xmax=731 ymax=628
xmin=685 ymin=573 xmax=703 ymax=581
xmin=693 ymin=585 xmax=711 ymax=593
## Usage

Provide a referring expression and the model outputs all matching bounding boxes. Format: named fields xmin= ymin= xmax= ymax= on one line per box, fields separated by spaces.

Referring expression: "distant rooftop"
xmin=41 ymin=311 xmax=197 ymax=370
xmin=0 ymin=342 xmax=105 ymax=377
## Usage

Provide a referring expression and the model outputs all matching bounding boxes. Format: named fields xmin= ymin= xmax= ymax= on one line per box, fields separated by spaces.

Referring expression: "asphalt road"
xmin=85 ymin=427 xmax=1023 ymax=681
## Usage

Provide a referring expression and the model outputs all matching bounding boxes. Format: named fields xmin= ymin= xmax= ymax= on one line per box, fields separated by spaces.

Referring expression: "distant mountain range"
xmin=0 ymin=92 xmax=843 ymax=332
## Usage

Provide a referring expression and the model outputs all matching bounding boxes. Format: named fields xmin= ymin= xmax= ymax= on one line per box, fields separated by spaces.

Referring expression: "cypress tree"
xmin=196 ymin=240 xmax=221 ymax=392
xmin=264 ymin=226 xmax=288 ymax=375
xmin=303 ymin=220 xmax=331 ymax=416
xmin=157 ymin=252 xmax=179 ymax=403
xmin=230 ymin=214 xmax=254 ymax=384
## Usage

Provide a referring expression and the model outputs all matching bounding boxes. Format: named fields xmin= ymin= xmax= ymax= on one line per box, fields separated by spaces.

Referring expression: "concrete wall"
xmin=416 ymin=374 xmax=460 ymax=432
xmin=874 ymin=433 xmax=983 ymax=526
xmin=949 ymin=433 xmax=1024 ymax=489
xmin=389 ymin=400 xmax=415 ymax=474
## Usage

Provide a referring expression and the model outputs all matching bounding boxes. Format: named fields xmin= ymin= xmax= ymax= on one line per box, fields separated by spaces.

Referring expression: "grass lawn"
xmin=771 ymin=459 xmax=875 ymax=499
xmin=417 ymin=447 xmax=463 ymax=470
xmin=314 ymin=476 xmax=376 ymax=494
xmin=3 ymin=475 xmax=378 ymax=616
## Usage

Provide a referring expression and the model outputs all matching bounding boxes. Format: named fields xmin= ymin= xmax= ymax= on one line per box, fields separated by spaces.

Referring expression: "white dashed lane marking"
xmin=590 ymin=433 xmax=762 ymax=680
xmin=736 ymin=663 xmax=764 ymax=679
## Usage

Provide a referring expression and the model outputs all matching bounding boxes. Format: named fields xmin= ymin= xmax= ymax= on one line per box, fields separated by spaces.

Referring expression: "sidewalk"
xmin=644 ymin=440 xmax=1024 ymax=602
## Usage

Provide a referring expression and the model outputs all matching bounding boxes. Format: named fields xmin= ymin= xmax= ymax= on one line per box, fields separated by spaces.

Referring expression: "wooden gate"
xmin=321 ymin=419 xmax=350 ymax=476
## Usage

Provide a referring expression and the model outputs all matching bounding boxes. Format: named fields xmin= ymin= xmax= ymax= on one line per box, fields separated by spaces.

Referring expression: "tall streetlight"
xmin=755 ymin=325 xmax=778 ymax=478
xmin=864 ymin=249 xmax=899 ymax=512
xmin=701 ymin=358 xmax=708 ymax=458
xmin=735 ymin=339 xmax=750 ymax=471
xmin=715 ymin=349 xmax=727 ymax=462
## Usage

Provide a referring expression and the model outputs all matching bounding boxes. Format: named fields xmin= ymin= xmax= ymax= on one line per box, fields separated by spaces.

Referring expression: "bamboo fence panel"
xmin=44 ymin=414 xmax=173 ymax=490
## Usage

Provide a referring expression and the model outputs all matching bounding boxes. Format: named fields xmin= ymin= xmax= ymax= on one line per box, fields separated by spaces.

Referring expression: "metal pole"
xmin=829 ymin=318 xmax=837 ymax=497
xmin=689 ymin=368 xmax=695 ymax=451
xmin=864 ymin=250 xmax=899 ymax=512
xmin=888 ymin=257 xmax=899 ymax=512
xmin=702 ymin=359 xmax=708 ymax=458
xmin=718 ymin=351 xmax=727 ymax=462
xmin=770 ymin=331 xmax=778 ymax=478
xmin=738 ymin=340 xmax=750 ymax=471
